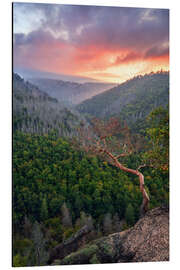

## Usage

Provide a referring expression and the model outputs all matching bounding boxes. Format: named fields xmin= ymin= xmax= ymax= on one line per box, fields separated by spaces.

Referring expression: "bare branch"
xmin=116 ymin=153 xmax=129 ymax=159
xmin=137 ymin=164 xmax=147 ymax=171
xmin=137 ymin=164 xmax=154 ymax=171
xmin=76 ymin=117 xmax=150 ymax=215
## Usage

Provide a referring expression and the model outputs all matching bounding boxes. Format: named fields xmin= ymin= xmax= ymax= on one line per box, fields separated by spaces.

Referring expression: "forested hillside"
xmin=13 ymin=73 xmax=84 ymax=137
xmin=12 ymin=2 xmax=170 ymax=267
xmin=13 ymin=129 xmax=168 ymax=266
xmin=12 ymin=72 xmax=169 ymax=267
xmin=77 ymin=72 xmax=169 ymax=133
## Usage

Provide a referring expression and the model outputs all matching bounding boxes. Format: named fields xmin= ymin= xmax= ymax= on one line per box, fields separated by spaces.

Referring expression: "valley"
xmin=12 ymin=71 xmax=169 ymax=266
xmin=29 ymin=77 xmax=116 ymax=106
xmin=12 ymin=3 xmax=169 ymax=267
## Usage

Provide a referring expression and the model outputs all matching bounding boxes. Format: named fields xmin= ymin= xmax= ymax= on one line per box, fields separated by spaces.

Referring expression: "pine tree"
xmin=75 ymin=211 xmax=94 ymax=230
xmin=125 ymin=203 xmax=135 ymax=226
xmin=40 ymin=197 xmax=48 ymax=221
xmin=61 ymin=202 xmax=72 ymax=228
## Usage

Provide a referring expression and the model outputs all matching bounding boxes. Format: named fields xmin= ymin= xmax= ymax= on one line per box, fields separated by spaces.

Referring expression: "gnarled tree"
xmin=77 ymin=117 xmax=150 ymax=216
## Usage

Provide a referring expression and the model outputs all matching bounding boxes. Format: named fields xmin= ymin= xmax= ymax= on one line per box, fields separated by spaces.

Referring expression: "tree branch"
xmin=97 ymin=149 xmax=150 ymax=215
xmin=78 ymin=118 xmax=150 ymax=215
xmin=137 ymin=164 xmax=147 ymax=170
xmin=137 ymin=164 xmax=154 ymax=171
xmin=116 ymin=153 xmax=129 ymax=159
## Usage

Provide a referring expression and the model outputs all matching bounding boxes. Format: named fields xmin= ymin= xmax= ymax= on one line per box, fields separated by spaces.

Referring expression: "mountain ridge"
xmin=13 ymin=73 xmax=85 ymax=137
xmin=14 ymin=67 xmax=100 ymax=83
xmin=76 ymin=71 xmax=169 ymax=132
xmin=28 ymin=77 xmax=116 ymax=106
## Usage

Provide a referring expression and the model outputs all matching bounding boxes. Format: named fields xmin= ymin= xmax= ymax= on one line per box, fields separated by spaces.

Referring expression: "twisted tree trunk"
xmin=78 ymin=118 xmax=150 ymax=216
xmin=102 ymin=149 xmax=150 ymax=216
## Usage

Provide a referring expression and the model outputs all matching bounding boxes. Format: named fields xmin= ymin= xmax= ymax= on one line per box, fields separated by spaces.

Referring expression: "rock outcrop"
xmin=49 ymin=206 xmax=169 ymax=265
xmin=119 ymin=206 xmax=169 ymax=262
xmin=48 ymin=224 xmax=94 ymax=264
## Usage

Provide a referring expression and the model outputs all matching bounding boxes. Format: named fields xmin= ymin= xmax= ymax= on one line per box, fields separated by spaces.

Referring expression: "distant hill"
xmin=13 ymin=73 xmax=85 ymax=137
xmin=14 ymin=67 xmax=100 ymax=83
xmin=29 ymin=78 xmax=116 ymax=106
xmin=76 ymin=72 xmax=169 ymax=132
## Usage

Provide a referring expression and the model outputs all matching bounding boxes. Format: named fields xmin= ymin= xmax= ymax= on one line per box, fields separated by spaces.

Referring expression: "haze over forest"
xmin=13 ymin=3 xmax=169 ymax=267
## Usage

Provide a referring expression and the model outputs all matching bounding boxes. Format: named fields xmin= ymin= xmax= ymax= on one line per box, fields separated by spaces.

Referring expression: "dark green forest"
xmin=12 ymin=72 xmax=169 ymax=266
xmin=77 ymin=71 xmax=169 ymax=134
xmin=13 ymin=117 xmax=169 ymax=266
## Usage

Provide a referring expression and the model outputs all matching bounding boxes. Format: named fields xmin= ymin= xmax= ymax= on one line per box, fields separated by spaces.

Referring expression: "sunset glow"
xmin=13 ymin=3 xmax=169 ymax=83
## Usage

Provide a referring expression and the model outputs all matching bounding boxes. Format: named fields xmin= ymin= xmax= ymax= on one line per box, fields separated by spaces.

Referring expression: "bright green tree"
xmin=145 ymin=106 xmax=169 ymax=171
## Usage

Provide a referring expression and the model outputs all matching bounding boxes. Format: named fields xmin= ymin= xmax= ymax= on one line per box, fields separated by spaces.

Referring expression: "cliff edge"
xmin=49 ymin=206 xmax=169 ymax=265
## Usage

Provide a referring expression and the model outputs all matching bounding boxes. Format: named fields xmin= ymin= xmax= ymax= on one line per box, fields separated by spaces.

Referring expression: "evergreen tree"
xmin=125 ymin=204 xmax=135 ymax=226
xmin=40 ymin=197 xmax=48 ymax=221
xmin=61 ymin=202 xmax=72 ymax=228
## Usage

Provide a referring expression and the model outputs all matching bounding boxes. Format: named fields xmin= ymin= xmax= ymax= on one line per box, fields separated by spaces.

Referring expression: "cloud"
xmin=91 ymin=72 xmax=125 ymax=79
xmin=67 ymin=7 xmax=169 ymax=53
xmin=13 ymin=3 xmax=169 ymax=81
xmin=144 ymin=44 xmax=169 ymax=59
xmin=13 ymin=29 xmax=72 ymax=72
xmin=14 ymin=28 xmax=70 ymax=47
xmin=14 ymin=4 xmax=169 ymax=50
xmin=113 ymin=52 xmax=142 ymax=65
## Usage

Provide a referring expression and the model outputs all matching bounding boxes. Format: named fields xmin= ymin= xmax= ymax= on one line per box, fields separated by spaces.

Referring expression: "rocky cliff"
xmin=49 ymin=206 xmax=169 ymax=265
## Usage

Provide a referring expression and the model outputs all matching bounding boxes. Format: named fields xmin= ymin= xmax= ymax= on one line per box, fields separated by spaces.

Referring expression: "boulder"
xmin=49 ymin=206 xmax=169 ymax=265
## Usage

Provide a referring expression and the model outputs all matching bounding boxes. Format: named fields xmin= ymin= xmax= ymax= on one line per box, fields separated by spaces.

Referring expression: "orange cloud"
xmin=14 ymin=31 xmax=169 ymax=83
xmin=14 ymin=4 xmax=169 ymax=83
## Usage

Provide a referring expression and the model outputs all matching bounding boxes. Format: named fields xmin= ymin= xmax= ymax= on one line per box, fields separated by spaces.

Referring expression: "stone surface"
xmin=49 ymin=206 xmax=169 ymax=265
xmin=48 ymin=224 xmax=93 ymax=264
xmin=120 ymin=206 xmax=169 ymax=262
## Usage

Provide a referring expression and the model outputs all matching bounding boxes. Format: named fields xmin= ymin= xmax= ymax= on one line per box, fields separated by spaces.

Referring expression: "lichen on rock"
xmin=49 ymin=206 xmax=169 ymax=265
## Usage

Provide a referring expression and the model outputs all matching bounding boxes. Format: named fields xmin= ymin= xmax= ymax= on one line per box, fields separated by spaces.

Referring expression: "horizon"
xmin=13 ymin=3 xmax=169 ymax=84
xmin=14 ymin=68 xmax=169 ymax=86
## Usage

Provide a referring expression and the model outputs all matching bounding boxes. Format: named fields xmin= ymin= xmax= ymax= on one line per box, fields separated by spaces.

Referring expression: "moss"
xmin=79 ymin=244 xmax=98 ymax=257
xmin=60 ymin=244 xmax=98 ymax=265
xmin=99 ymin=240 xmax=115 ymax=258
xmin=89 ymin=254 xmax=101 ymax=264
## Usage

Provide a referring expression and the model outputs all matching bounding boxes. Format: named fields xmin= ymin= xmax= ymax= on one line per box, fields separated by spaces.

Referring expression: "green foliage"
xmin=13 ymin=254 xmax=28 ymax=267
xmin=13 ymin=71 xmax=169 ymax=267
xmin=13 ymin=128 xmax=169 ymax=266
xmin=13 ymin=131 xmax=169 ymax=224
xmin=63 ymin=228 xmax=75 ymax=240
xmin=125 ymin=203 xmax=135 ymax=226
xmin=144 ymin=106 xmax=169 ymax=171
xmin=13 ymin=237 xmax=32 ymax=256
xmin=77 ymin=72 xmax=169 ymax=133
xmin=40 ymin=197 xmax=48 ymax=221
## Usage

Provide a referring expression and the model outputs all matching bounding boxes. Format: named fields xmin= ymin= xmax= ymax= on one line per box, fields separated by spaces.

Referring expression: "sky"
xmin=13 ymin=2 xmax=169 ymax=83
